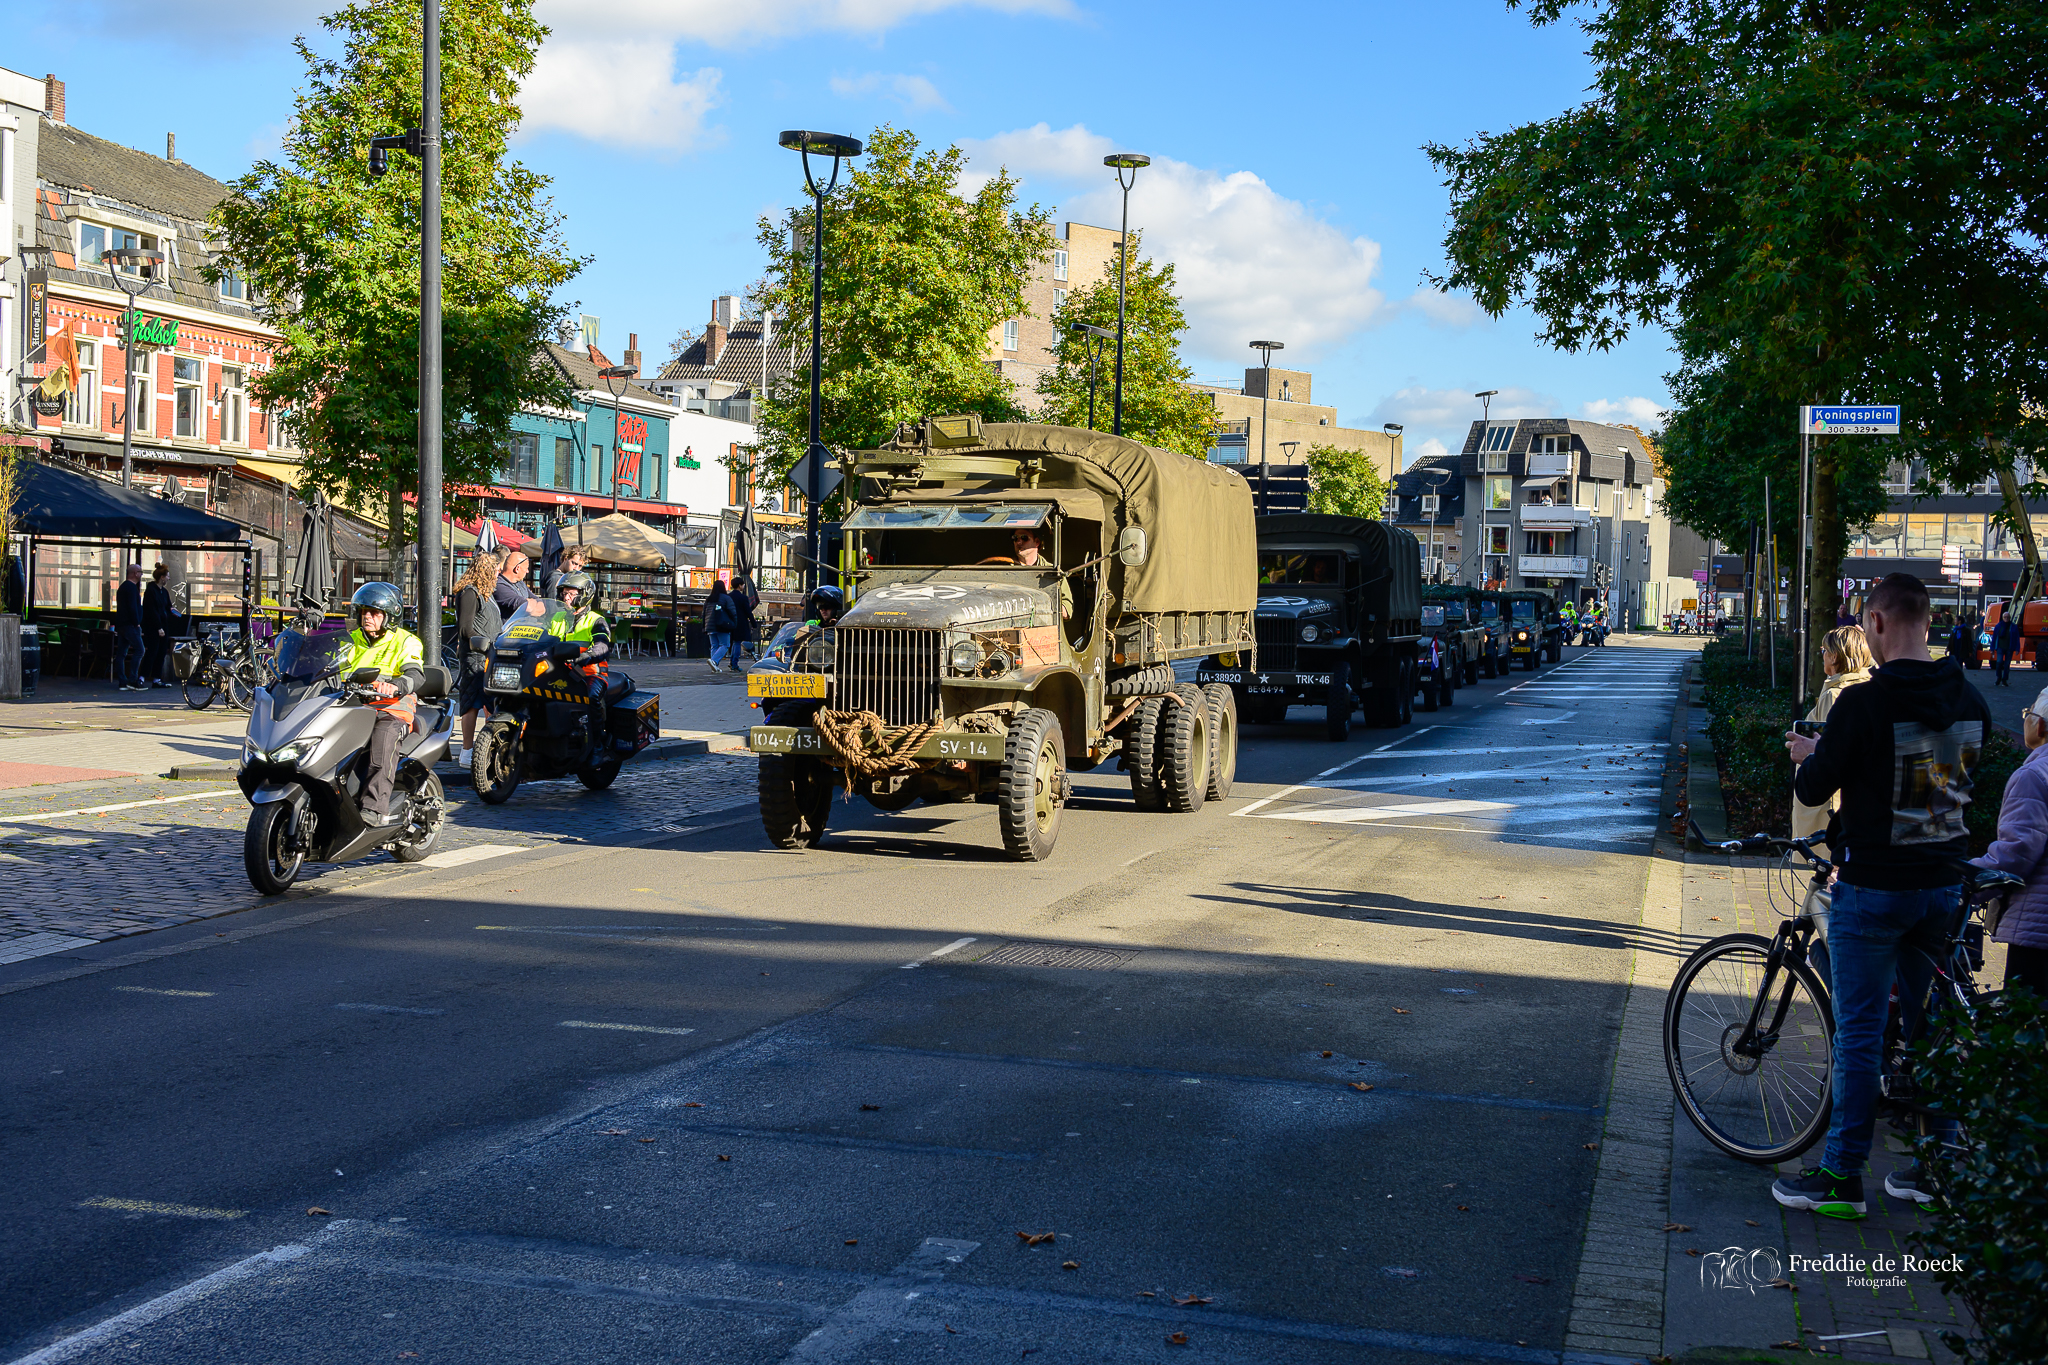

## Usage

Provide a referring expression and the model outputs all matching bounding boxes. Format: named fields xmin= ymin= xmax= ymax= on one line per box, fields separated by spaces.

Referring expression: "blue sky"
xmin=26 ymin=0 xmax=1675 ymax=465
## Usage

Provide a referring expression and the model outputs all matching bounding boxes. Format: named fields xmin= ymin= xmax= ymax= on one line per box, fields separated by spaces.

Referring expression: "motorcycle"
xmin=470 ymin=601 xmax=659 ymax=805
xmin=237 ymin=626 xmax=455 ymax=894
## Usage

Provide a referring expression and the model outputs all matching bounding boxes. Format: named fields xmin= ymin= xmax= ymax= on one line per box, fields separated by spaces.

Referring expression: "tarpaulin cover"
xmin=1256 ymin=514 xmax=1421 ymax=625
xmin=10 ymin=460 xmax=246 ymax=541
xmin=965 ymin=424 xmax=1256 ymax=614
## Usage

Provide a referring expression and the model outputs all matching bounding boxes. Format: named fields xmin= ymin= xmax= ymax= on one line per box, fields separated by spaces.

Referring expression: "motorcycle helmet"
xmin=556 ymin=571 xmax=596 ymax=611
xmin=803 ymin=585 xmax=846 ymax=625
xmin=350 ymin=582 xmax=403 ymax=634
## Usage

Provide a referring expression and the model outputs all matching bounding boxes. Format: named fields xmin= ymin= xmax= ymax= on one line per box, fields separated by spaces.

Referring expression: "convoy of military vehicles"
xmin=744 ymin=417 xmax=1583 ymax=861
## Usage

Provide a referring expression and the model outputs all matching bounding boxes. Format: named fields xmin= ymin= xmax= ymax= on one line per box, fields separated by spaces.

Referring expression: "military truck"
xmin=1195 ymin=515 xmax=1423 ymax=740
xmin=1501 ymin=590 xmax=1567 ymax=669
xmin=744 ymin=417 xmax=1256 ymax=862
xmin=1419 ymin=585 xmax=1491 ymax=703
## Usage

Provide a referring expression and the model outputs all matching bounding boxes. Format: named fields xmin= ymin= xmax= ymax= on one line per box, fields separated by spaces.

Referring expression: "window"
xmin=1851 ymin=513 xmax=1904 ymax=557
xmin=79 ymin=223 xmax=151 ymax=271
xmin=1053 ymin=289 xmax=1067 ymax=312
xmin=270 ymin=405 xmax=300 ymax=451
xmin=1479 ymin=422 xmax=1514 ymax=471
xmin=220 ymin=366 xmax=246 ymax=445
xmin=1420 ymin=494 xmax=1440 ymax=513
xmin=554 ymin=436 xmax=576 ymax=490
xmin=1534 ymin=434 xmax=1568 ymax=455
xmin=1944 ymin=514 xmax=1985 ymax=554
xmin=499 ymin=432 xmax=539 ymax=486
xmin=67 ymin=339 xmax=100 ymax=427
xmin=173 ymin=355 xmax=205 ymax=438
xmin=218 ymin=270 xmax=248 ymax=302
xmin=1486 ymin=526 xmax=1510 ymax=555
xmin=1053 ymin=249 xmax=1068 ymax=282
xmin=1486 ymin=476 xmax=1512 ymax=511
xmin=729 ymin=465 xmax=746 ymax=506
xmin=129 ymin=369 xmax=152 ymax=434
xmin=1002 ymin=319 xmax=1019 ymax=352
xmin=1905 ymin=514 xmax=1945 ymax=555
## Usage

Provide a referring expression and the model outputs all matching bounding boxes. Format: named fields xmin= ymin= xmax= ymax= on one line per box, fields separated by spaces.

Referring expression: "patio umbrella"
xmin=476 ymin=518 xmax=501 ymax=555
xmin=572 ymin=513 xmax=683 ymax=569
xmin=288 ymin=489 xmax=336 ymax=613
xmin=538 ymin=522 xmax=567 ymax=584
xmin=735 ymin=502 xmax=758 ymax=583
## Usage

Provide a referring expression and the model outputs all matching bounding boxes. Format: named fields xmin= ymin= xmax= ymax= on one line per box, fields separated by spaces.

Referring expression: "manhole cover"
xmin=976 ymin=941 xmax=1133 ymax=971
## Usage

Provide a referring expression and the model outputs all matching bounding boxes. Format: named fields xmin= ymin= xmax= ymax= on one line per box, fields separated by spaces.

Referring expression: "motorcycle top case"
xmin=609 ymin=690 xmax=660 ymax=754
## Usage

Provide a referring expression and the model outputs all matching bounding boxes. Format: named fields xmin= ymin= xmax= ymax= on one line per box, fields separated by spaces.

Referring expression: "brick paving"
xmin=0 ymin=751 xmax=759 ymax=952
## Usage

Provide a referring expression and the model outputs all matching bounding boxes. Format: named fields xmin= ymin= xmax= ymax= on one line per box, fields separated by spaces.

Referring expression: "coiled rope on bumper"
xmin=811 ymin=708 xmax=941 ymax=778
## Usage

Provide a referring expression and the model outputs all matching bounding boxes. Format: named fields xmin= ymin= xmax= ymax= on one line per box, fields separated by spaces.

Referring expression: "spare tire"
xmin=1107 ymin=664 xmax=1175 ymax=697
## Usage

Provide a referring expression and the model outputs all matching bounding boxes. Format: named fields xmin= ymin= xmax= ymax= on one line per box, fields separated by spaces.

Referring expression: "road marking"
xmin=7 ymin=1240 xmax=315 ymax=1365
xmin=1120 ymin=849 xmax=1158 ymax=867
xmin=0 ymin=788 xmax=241 ymax=823
xmin=901 ymin=935 xmax=977 ymax=969
xmin=417 ymin=842 xmax=526 ymax=869
xmin=1235 ymin=725 xmax=1438 ymax=816
xmin=1340 ymin=742 xmax=1653 ymax=759
xmin=78 ymin=1196 xmax=247 ymax=1220
xmin=559 ymin=1020 xmax=695 ymax=1036
xmin=113 ymin=986 xmax=215 ymax=998
xmin=0 ymin=933 xmax=97 ymax=965
xmin=334 ymin=1002 xmax=446 ymax=1016
xmin=782 ymin=1237 xmax=980 ymax=1362
xmin=1254 ymin=798 xmax=1510 ymax=824
xmin=1523 ymin=711 xmax=1578 ymax=724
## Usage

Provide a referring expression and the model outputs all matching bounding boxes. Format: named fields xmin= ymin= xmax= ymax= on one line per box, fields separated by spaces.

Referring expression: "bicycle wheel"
xmin=184 ymin=670 xmax=221 ymax=711
xmin=1665 ymin=933 xmax=1835 ymax=1163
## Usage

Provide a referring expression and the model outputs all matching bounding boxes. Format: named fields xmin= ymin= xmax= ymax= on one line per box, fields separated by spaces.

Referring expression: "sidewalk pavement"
xmin=0 ymin=677 xmax=244 ymax=789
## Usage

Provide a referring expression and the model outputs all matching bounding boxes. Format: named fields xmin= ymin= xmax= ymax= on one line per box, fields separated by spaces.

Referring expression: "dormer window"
xmin=219 ymin=269 xmax=249 ymax=301
xmin=78 ymin=222 xmax=160 ymax=272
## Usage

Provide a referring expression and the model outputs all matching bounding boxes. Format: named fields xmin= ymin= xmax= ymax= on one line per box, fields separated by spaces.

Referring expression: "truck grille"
xmin=835 ymin=628 xmax=943 ymax=726
xmin=1255 ymin=618 xmax=1296 ymax=672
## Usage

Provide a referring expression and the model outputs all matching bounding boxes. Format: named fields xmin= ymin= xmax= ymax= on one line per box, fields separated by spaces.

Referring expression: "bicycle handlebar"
xmin=1687 ymin=819 xmax=1830 ymax=863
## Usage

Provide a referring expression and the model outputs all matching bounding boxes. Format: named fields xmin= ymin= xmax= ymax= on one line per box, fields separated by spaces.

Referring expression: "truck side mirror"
xmin=1116 ymin=526 xmax=1148 ymax=567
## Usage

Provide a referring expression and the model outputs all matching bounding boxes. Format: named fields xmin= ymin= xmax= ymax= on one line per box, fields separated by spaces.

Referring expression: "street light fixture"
xmin=598 ymin=364 xmax=638 ymax=512
xmin=1381 ymin=423 xmax=1404 ymax=525
xmin=1102 ymin=152 xmax=1150 ymax=437
xmin=780 ymin=129 xmax=863 ymax=592
xmin=1070 ymin=322 xmax=1113 ymax=431
xmin=1249 ymin=340 xmax=1284 ymax=515
xmin=103 ymin=246 xmax=165 ymax=489
xmin=1474 ymin=389 xmax=1500 ymax=586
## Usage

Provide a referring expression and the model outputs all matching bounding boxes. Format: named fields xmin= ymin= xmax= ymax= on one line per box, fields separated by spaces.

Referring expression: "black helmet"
xmin=803 ymin=585 xmax=846 ymax=624
xmin=556 ymin=571 xmax=596 ymax=608
xmin=350 ymin=582 xmax=402 ymax=633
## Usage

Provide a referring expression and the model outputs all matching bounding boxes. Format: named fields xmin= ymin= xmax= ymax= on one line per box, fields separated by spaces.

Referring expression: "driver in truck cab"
xmin=1012 ymin=528 xmax=1072 ymax=622
xmin=340 ymin=582 xmax=425 ymax=828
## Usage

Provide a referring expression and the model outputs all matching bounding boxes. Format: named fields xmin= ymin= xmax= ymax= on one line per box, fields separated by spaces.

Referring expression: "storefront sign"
xmin=615 ymin=412 xmax=646 ymax=454
xmin=675 ymin=443 xmax=700 ymax=470
xmin=130 ymin=315 xmax=180 ymax=348
xmin=26 ymin=270 xmax=47 ymax=357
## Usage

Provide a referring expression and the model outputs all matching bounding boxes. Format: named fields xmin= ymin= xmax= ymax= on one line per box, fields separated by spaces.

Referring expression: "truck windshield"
xmin=843 ymin=504 xmax=1050 ymax=530
xmin=1421 ymin=605 xmax=1445 ymax=628
xmin=1259 ymin=551 xmax=1343 ymax=586
xmin=1480 ymin=600 xmax=1500 ymax=620
xmin=1511 ymin=600 xmax=1537 ymax=619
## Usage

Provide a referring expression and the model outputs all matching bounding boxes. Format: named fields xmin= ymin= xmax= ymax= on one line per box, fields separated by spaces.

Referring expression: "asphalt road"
xmin=2 ymin=641 xmax=1696 ymax=1365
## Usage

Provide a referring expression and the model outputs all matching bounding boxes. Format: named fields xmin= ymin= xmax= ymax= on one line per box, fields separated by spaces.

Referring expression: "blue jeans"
xmin=708 ymin=631 xmax=731 ymax=665
xmin=115 ymin=624 xmax=146 ymax=687
xmin=1821 ymin=882 xmax=1959 ymax=1175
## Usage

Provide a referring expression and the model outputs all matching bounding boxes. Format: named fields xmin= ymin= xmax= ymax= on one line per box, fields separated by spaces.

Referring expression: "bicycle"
xmin=178 ymin=628 xmax=278 ymax=712
xmin=1663 ymin=822 xmax=2020 ymax=1165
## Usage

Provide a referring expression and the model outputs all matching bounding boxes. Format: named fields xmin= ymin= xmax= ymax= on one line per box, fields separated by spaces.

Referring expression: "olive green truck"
xmin=745 ymin=417 xmax=1257 ymax=861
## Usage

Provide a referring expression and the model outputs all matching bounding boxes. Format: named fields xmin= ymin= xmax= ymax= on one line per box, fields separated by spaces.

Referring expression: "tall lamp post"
xmin=1424 ymin=466 xmax=1450 ymax=584
xmin=1381 ymin=422 xmax=1404 ymax=526
xmin=1474 ymin=389 xmax=1499 ymax=586
xmin=598 ymin=364 xmax=637 ymax=512
xmin=1071 ymin=322 xmax=1113 ymax=430
xmin=779 ymin=129 xmax=863 ymax=594
xmin=1249 ymin=340 xmax=1284 ymax=515
xmin=103 ymin=247 xmax=165 ymax=489
xmin=1102 ymin=152 xmax=1149 ymax=437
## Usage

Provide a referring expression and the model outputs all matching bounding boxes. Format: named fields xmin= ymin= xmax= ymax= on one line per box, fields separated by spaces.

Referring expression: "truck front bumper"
xmin=748 ymin=726 xmax=1006 ymax=762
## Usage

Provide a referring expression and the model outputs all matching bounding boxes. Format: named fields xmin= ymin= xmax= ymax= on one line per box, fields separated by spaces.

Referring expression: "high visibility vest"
xmin=343 ymin=626 xmax=423 ymax=723
xmin=547 ymin=609 xmax=610 ymax=680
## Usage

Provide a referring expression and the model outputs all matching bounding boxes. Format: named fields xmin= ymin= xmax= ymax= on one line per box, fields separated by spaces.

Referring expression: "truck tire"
xmin=1107 ymin=664 xmax=1174 ymax=697
xmin=1418 ymin=661 xmax=1440 ymax=712
xmin=1129 ymin=697 xmax=1166 ymax=810
xmin=998 ymin=708 xmax=1066 ymax=861
xmin=759 ymin=702 xmax=831 ymax=848
xmin=1201 ymin=683 xmax=1237 ymax=800
xmin=1463 ymin=653 xmax=1479 ymax=686
xmin=1325 ymin=661 xmax=1353 ymax=742
xmin=1521 ymin=649 xmax=1538 ymax=672
xmin=1483 ymin=645 xmax=1500 ymax=679
xmin=1364 ymin=657 xmax=1402 ymax=728
xmin=1158 ymin=690 xmax=1209 ymax=813
xmin=1437 ymin=666 xmax=1456 ymax=709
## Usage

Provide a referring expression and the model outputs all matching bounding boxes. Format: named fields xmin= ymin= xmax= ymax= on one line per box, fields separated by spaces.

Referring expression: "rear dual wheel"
xmin=1202 ymin=683 xmax=1237 ymax=801
xmin=1158 ymin=686 xmax=1210 ymax=813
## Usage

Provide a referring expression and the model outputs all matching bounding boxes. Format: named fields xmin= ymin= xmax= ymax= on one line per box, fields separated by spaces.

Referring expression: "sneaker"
xmin=358 ymin=808 xmax=399 ymax=828
xmin=458 ymin=748 xmax=473 ymax=768
xmin=1884 ymin=1164 xmax=1934 ymax=1205
xmin=1772 ymin=1166 xmax=1866 ymax=1218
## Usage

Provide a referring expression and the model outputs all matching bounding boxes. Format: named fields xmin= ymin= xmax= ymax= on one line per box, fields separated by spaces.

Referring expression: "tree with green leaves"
xmin=211 ymin=0 xmax=582 ymax=580
xmin=1428 ymin=0 xmax=2048 ymax=695
xmin=1303 ymin=442 xmax=1389 ymax=520
xmin=747 ymin=126 xmax=1053 ymax=491
xmin=1033 ymin=238 xmax=1218 ymax=460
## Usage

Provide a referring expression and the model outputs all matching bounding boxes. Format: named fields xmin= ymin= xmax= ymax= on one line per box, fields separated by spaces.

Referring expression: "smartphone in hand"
xmin=1792 ymin=720 xmax=1826 ymax=739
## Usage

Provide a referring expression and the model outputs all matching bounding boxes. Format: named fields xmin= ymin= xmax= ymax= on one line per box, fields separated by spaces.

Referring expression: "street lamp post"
xmin=1102 ymin=153 xmax=1150 ymax=437
xmin=1474 ymin=389 xmax=1499 ymax=586
xmin=1071 ymin=322 xmax=1113 ymax=430
xmin=779 ymin=130 xmax=863 ymax=593
xmin=598 ymin=364 xmax=637 ymax=512
xmin=103 ymin=247 xmax=165 ymax=489
xmin=1249 ymin=340 xmax=1284 ymax=515
xmin=1381 ymin=422 xmax=1403 ymax=525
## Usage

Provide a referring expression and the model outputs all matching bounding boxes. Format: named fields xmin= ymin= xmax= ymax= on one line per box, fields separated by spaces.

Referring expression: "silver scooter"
xmin=237 ymin=625 xmax=456 ymax=894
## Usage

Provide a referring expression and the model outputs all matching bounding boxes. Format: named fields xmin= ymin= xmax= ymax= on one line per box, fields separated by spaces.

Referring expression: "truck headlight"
xmin=809 ymin=631 xmax=836 ymax=671
xmin=1300 ymin=623 xmax=1320 ymax=643
xmin=948 ymin=640 xmax=981 ymax=675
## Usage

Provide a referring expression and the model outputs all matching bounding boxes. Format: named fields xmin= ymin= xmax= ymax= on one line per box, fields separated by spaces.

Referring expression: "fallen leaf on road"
xmin=944 ymin=1324 xmax=957 ymax=1334
xmin=1322 ymin=982 xmax=1335 ymax=986
xmin=306 ymin=1207 xmax=330 ymax=1216
xmin=1709 ymin=916 xmax=1722 ymax=922
xmin=1662 ymin=1223 xmax=1691 ymax=1232
xmin=1017 ymin=1232 xmax=1055 ymax=1246
xmin=1512 ymin=1274 xmax=1550 ymax=1284
xmin=860 ymin=1104 xmax=881 ymax=1111
xmin=682 ymin=1102 xmax=703 ymax=1108
xmin=1583 ymin=1143 xmax=1599 ymax=1150
xmin=639 ymin=1138 xmax=656 ymax=1143
xmin=717 ymin=1155 xmax=731 ymax=1161
xmin=844 ymin=1239 xmax=858 ymax=1246
xmin=1392 ymin=1008 xmax=1410 ymax=1015
xmin=1685 ymin=1248 xmax=1700 ymax=1257
xmin=1351 ymin=1083 xmax=1374 ymax=1092
xmin=1771 ymin=1342 xmax=1804 ymax=1350
xmin=1062 ymin=1261 xmax=1079 ymax=1270
xmin=1744 ymin=1219 xmax=1760 ymax=1227
xmin=1137 ymin=1291 xmax=1156 ymax=1297
xmin=1174 ymin=1295 xmax=1211 ymax=1306
xmin=1457 ymin=1205 xmax=1470 ymax=1212
xmin=1166 ymin=1333 xmax=1189 ymax=1346
xmin=1770 ymin=1278 xmax=1794 ymax=1290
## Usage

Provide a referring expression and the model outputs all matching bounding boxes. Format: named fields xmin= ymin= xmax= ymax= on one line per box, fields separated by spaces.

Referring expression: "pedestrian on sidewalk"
xmin=493 ymin=550 xmax=545 ymax=623
xmin=114 ymin=564 xmax=146 ymax=691
xmin=1780 ymin=573 xmax=1992 ymax=1217
xmin=451 ymin=552 xmax=504 ymax=767
xmin=731 ymin=574 xmax=759 ymax=664
xmin=543 ymin=546 xmax=587 ymax=600
xmin=1991 ymin=611 xmax=2019 ymax=686
xmin=1970 ymin=686 xmax=2048 ymax=1002
xmin=141 ymin=565 xmax=176 ymax=688
xmin=705 ymin=580 xmax=736 ymax=670
xmin=1791 ymin=625 xmax=1874 ymax=857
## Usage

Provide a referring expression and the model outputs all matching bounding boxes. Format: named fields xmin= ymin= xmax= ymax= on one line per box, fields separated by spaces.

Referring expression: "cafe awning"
xmin=10 ymin=460 xmax=248 ymax=542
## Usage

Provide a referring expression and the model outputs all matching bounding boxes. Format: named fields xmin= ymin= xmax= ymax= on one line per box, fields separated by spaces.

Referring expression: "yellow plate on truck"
xmin=747 ymin=672 xmax=830 ymax=699
xmin=749 ymin=727 xmax=1004 ymax=761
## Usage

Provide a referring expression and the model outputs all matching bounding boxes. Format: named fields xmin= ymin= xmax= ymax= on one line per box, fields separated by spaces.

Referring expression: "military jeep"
xmin=1417 ymin=587 xmax=1489 ymax=710
xmin=744 ymin=417 xmax=1256 ymax=862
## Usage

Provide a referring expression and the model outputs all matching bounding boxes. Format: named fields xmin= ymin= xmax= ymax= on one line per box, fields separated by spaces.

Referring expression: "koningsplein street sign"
xmin=1801 ymin=404 xmax=1900 ymax=435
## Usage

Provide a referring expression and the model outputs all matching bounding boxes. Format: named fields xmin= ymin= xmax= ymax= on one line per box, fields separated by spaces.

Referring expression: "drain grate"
xmin=976 ymin=941 xmax=1133 ymax=971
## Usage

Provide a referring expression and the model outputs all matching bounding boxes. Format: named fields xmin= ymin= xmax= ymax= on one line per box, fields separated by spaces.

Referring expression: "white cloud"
xmin=520 ymin=43 xmax=723 ymax=152
xmin=1403 ymin=437 xmax=1450 ymax=470
xmin=1578 ymin=396 xmax=1667 ymax=430
xmin=960 ymin=123 xmax=1387 ymax=364
xmin=1370 ymin=385 xmax=1556 ymax=435
xmin=1403 ymin=288 xmax=1488 ymax=329
xmin=828 ymin=71 xmax=950 ymax=112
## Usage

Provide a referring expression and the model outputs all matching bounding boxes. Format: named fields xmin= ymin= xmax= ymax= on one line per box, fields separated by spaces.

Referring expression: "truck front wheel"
xmin=998 ymin=708 xmax=1065 ymax=861
xmin=1418 ymin=661 xmax=1441 ymax=712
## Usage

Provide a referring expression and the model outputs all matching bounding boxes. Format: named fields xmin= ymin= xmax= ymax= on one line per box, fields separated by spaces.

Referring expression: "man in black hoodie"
xmin=1777 ymin=573 xmax=1989 ymax=1217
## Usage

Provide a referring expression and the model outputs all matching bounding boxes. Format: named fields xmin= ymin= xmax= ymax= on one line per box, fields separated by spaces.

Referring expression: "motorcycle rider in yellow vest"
xmin=547 ymin=572 xmax=614 ymax=759
xmin=339 ymin=582 xmax=426 ymax=827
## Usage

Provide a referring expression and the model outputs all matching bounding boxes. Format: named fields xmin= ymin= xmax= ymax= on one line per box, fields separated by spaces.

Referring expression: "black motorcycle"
xmin=470 ymin=604 xmax=659 ymax=805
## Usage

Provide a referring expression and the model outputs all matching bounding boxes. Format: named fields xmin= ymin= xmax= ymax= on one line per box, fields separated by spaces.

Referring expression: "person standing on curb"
xmin=114 ymin=564 xmax=146 ymax=691
xmin=451 ymin=552 xmax=504 ymax=769
xmin=705 ymin=580 xmax=735 ymax=671
xmin=141 ymin=564 xmax=176 ymax=688
xmin=1780 ymin=573 xmax=1991 ymax=1217
xmin=731 ymin=574 xmax=759 ymax=665
xmin=1969 ymin=686 xmax=2048 ymax=1004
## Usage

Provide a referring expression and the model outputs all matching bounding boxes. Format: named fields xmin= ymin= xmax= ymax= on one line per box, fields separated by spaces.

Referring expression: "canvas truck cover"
xmin=1255 ymin=514 xmax=1423 ymax=627
xmin=962 ymin=424 xmax=1257 ymax=614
